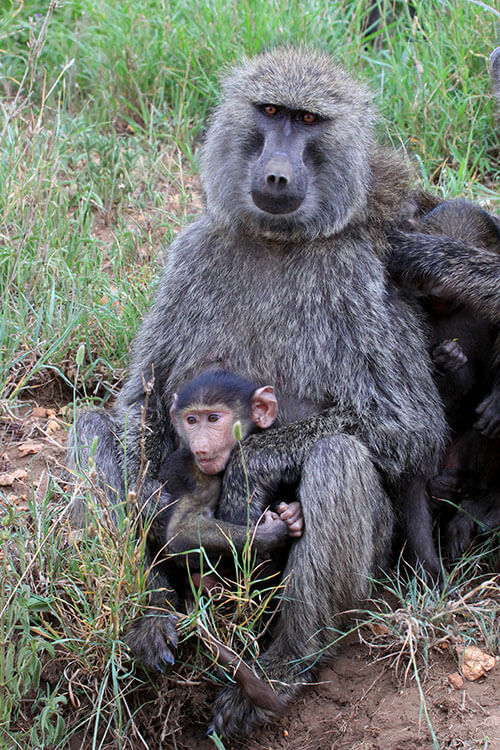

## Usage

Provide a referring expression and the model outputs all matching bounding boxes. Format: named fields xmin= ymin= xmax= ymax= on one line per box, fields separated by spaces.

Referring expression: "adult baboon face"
xmin=200 ymin=46 xmax=376 ymax=240
xmin=249 ymin=104 xmax=324 ymax=215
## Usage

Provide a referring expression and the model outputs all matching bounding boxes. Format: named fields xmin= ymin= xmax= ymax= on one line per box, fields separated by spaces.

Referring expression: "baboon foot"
xmin=126 ymin=610 xmax=179 ymax=672
xmin=208 ymin=683 xmax=284 ymax=738
xmin=446 ymin=514 xmax=474 ymax=560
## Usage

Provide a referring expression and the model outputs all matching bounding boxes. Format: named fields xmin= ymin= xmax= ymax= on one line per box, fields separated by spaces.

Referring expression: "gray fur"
xmin=491 ymin=47 xmax=500 ymax=108
xmin=71 ymin=47 xmax=447 ymax=737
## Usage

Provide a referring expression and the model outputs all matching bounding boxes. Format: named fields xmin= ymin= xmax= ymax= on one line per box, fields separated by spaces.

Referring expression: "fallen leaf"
xmin=18 ymin=441 xmax=43 ymax=456
xmin=0 ymin=469 xmax=28 ymax=486
xmin=448 ymin=672 xmax=464 ymax=689
xmin=46 ymin=408 xmax=57 ymax=418
xmin=32 ymin=406 xmax=47 ymax=418
xmin=59 ymin=403 xmax=73 ymax=418
xmin=46 ymin=419 xmax=60 ymax=435
xmin=458 ymin=646 xmax=496 ymax=681
xmin=369 ymin=623 xmax=390 ymax=636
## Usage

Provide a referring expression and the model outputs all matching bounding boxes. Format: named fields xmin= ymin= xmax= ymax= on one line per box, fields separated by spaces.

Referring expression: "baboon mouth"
xmin=251 ymin=190 xmax=304 ymax=215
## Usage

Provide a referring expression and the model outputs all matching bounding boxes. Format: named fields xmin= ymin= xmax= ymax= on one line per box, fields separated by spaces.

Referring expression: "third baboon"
xmin=71 ymin=47 xmax=448 ymax=737
xmin=398 ymin=200 xmax=500 ymax=557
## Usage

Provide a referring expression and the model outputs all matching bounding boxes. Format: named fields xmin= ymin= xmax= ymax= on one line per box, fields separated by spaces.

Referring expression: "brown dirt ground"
xmin=2 ymin=403 xmax=500 ymax=750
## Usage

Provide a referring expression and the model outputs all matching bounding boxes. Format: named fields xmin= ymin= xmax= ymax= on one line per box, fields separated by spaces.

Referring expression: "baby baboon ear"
xmin=251 ymin=385 xmax=277 ymax=429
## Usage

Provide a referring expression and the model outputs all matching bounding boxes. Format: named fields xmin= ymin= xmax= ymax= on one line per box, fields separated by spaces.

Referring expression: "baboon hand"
xmin=277 ymin=500 xmax=304 ymax=537
xmin=474 ymin=389 xmax=500 ymax=439
xmin=446 ymin=513 xmax=475 ymax=560
xmin=431 ymin=339 xmax=467 ymax=373
xmin=255 ymin=509 xmax=288 ymax=553
xmin=125 ymin=610 xmax=179 ymax=672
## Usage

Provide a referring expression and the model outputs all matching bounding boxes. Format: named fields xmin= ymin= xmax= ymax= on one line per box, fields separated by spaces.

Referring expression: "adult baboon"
xmin=71 ymin=47 xmax=447 ymax=737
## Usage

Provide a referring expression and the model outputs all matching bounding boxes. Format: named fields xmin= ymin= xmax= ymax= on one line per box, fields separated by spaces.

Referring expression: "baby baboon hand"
xmin=431 ymin=339 xmax=467 ymax=373
xmin=255 ymin=509 xmax=288 ymax=552
xmin=125 ymin=610 xmax=179 ymax=672
xmin=277 ymin=500 xmax=304 ymax=537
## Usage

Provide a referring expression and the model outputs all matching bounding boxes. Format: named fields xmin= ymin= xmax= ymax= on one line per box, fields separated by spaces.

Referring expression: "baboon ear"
xmin=251 ymin=386 xmax=277 ymax=429
xmin=169 ymin=393 xmax=179 ymax=427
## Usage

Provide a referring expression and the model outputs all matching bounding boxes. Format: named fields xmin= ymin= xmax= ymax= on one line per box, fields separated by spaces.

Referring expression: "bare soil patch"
xmin=2 ymin=402 xmax=500 ymax=750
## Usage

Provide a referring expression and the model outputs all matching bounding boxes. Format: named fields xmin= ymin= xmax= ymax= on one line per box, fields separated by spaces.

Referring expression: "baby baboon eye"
xmin=186 ymin=415 xmax=197 ymax=425
xmin=262 ymin=104 xmax=278 ymax=116
xmin=208 ymin=413 xmax=220 ymax=423
xmin=302 ymin=112 xmax=318 ymax=124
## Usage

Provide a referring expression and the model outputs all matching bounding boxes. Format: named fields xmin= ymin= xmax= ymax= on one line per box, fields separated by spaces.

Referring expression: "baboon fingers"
xmin=474 ymin=391 xmax=500 ymax=439
xmin=277 ymin=500 xmax=304 ymax=537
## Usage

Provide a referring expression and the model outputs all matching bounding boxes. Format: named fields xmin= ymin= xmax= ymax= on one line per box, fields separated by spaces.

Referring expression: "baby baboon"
xmin=162 ymin=369 xmax=302 ymax=555
xmin=127 ymin=370 xmax=302 ymax=671
xmin=71 ymin=47 xmax=448 ymax=737
xmin=128 ymin=370 xmax=300 ymax=712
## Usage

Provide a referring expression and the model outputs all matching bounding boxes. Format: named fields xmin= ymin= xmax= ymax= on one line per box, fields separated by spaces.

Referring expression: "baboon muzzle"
xmin=251 ymin=153 xmax=307 ymax=215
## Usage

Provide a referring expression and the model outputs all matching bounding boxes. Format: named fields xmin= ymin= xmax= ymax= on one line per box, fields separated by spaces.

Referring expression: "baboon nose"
xmin=252 ymin=154 xmax=306 ymax=214
xmin=265 ymin=156 xmax=291 ymax=188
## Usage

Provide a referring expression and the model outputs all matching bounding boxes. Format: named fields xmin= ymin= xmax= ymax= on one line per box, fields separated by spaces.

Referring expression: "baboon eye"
xmin=302 ymin=112 xmax=318 ymax=124
xmin=208 ymin=413 xmax=220 ymax=423
xmin=262 ymin=104 xmax=278 ymax=116
xmin=186 ymin=415 xmax=197 ymax=425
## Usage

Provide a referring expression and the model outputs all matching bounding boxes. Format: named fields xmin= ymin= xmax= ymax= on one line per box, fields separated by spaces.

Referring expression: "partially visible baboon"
xmin=491 ymin=46 xmax=500 ymax=108
xmin=389 ymin=48 xmax=500 ymax=325
xmin=388 ymin=46 xmax=500 ymax=558
xmin=70 ymin=47 xmax=448 ymax=737
xmin=400 ymin=200 xmax=500 ymax=557
xmin=363 ymin=1 xmax=416 ymax=45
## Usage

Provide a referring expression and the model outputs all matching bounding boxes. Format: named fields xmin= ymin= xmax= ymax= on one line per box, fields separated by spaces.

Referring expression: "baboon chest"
xmin=166 ymin=235 xmax=396 ymax=419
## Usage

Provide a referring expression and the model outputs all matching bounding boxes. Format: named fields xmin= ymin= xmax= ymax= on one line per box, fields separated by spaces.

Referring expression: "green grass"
xmin=1 ymin=0 xmax=500 ymax=746
xmin=1 ymin=0 xmax=499 ymax=399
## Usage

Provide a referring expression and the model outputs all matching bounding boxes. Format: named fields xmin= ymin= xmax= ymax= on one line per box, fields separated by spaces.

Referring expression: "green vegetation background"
xmin=1 ymin=0 xmax=499 ymax=400
xmin=1 ymin=2 xmax=499 ymax=748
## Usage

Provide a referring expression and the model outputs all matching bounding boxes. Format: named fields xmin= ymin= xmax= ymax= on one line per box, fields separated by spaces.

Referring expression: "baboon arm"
xmin=219 ymin=404 xmax=438 ymax=525
xmin=388 ymin=229 xmax=500 ymax=323
xmin=167 ymin=511 xmax=279 ymax=557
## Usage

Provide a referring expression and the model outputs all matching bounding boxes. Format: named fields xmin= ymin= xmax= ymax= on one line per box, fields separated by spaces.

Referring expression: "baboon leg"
xmin=491 ymin=47 xmax=500 ymax=107
xmin=71 ymin=410 xmax=179 ymax=669
xmin=399 ymin=473 xmax=442 ymax=582
xmin=68 ymin=410 xmax=126 ymax=523
xmin=125 ymin=547 xmax=180 ymax=671
xmin=446 ymin=493 xmax=500 ymax=560
xmin=209 ymin=434 xmax=394 ymax=738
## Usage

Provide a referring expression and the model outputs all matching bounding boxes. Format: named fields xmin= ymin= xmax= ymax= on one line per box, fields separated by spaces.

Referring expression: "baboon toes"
xmin=208 ymin=684 xmax=277 ymax=738
xmin=126 ymin=611 xmax=179 ymax=672
xmin=446 ymin=515 xmax=474 ymax=560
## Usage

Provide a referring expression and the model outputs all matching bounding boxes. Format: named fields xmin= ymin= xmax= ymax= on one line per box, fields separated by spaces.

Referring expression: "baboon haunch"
xmin=71 ymin=47 xmax=448 ymax=737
